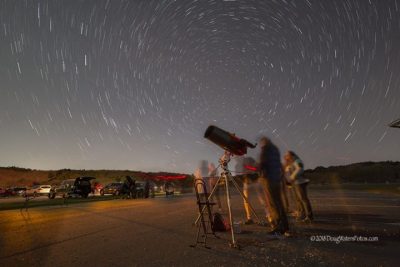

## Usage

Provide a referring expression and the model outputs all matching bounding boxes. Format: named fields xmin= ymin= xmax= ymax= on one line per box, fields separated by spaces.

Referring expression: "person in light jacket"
xmin=284 ymin=151 xmax=313 ymax=222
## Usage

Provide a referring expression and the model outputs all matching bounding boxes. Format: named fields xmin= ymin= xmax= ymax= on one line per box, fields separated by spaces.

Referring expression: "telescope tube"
xmin=204 ymin=125 xmax=254 ymax=155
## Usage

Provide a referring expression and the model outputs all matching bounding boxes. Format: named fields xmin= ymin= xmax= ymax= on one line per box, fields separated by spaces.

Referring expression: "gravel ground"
xmin=0 ymin=189 xmax=399 ymax=267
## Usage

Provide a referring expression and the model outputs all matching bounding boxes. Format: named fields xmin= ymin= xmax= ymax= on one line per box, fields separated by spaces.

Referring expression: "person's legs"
xmin=293 ymin=184 xmax=305 ymax=219
xmin=270 ymin=182 xmax=289 ymax=233
xmin=255 ymin=181 xmax=270 ymax=220
xmin=259 ymin=178 xmax=278 ymax=229
xmin=243 ymin=181 xmax=252 ymax=221
xmin=215 ymin=186 xmax=222 ymax=209
xmin=299 ymin=183 xmax=313 ymax=220
xmin=280 ymin=181 xmax=289 ymax=213
xmin=259 ymin=178 xmax=289 ymax=233
xmin=287 ymin=185 xmax=299 ymax=216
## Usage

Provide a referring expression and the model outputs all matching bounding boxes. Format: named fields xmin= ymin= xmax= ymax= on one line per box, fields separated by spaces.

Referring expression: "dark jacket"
xmin=259 ymin=142 xmax=282 ymax=183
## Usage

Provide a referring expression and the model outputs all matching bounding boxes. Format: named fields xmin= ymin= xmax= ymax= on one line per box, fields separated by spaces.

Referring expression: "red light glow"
xmin=244 ymin=165 xmax=257 ymax=171
xmin=155 ymin=175 xmax=187 ymax=181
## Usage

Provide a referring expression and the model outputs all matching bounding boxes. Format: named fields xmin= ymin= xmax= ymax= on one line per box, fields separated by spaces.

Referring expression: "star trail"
xmin=0 ymin=0 xmax=399 ymax=173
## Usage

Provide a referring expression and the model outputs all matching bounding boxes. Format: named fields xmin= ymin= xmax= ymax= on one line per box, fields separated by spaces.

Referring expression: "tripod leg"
xmin=224 ymin=171 xmax=237 ymax=248
xmin=200 ymin=209 xmax=208 ymax=239
xmin=195 ymin=221 xmax=201 ymax=245
xmin=205 ymin=198 xmax=215 ymax=235
xmin=230 ymin=176 xmax=261 ymax=221
xmin=190 ymin=220 xmax=202 ymax=248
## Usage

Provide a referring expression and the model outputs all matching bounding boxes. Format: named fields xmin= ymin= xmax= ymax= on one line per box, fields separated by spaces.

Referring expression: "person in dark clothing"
xmin=258 ymin=137 xmax=290 ymax=236
xmin=123 ymin=176 xmax=136 ymax=199
xmin=144 ymin=180 xmax=150 ymax=198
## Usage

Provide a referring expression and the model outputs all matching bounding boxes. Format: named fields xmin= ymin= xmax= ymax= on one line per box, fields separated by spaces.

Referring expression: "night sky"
xmin=1 ymin=0 xmax=399 ymax=173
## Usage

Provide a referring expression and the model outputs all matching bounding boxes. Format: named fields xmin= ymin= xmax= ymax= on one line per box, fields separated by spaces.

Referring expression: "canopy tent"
xmin=389 ymin=119 xmax=400 ymax=128
xmin=155 ymin=175 xmax=187 ymax=181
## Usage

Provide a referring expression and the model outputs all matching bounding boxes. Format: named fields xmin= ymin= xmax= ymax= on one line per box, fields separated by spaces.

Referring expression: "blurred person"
xmin=283 ymin=160 xmax=299 ymax=217
xmin=208 ymin=162 xmax=222 ymax=210
xmin=282 ymin=166 xmax=298 ymax=217
xmin=122 ymin=176 xmax=136 ymax=199
xmin=144 ymin=180 xmax=150 ymax=198
xmin=239 ymin=156 xmax=270 ymax=225
xmin=284 ymin=151 xmax=313 ymax=222
xmin=280 ymin=169 xmax=290 ymax=214
xmin=164 ymin=181 xmax=174 ymax=197
xmin=194 ymin=160 xmax=209 ymax=200
xmin=258 ymin=137 xmax=290 ymax=236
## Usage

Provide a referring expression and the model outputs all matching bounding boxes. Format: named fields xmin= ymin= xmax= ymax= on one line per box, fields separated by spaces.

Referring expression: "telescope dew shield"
xmin=204 ymin=125 xmax=253 ymax=155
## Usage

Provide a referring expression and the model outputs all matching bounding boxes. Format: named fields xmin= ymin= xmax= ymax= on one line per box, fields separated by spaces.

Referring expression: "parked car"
xmin=0 ymin=187 xmax=13 ymax=197
xmin=100 ymin=182 xmax=124 ymax=196
xmin=48 ymin=177 xmax=95 ymax=199
xmin=10 ymin=187 xmax=27 ymax=196
xmin=24 ymin=185 xmax=52 ymax=197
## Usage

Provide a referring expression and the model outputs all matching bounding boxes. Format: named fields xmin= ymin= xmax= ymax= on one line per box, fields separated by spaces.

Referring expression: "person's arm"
xmin=289 ymin=161 xmax=302 ymax=182
xmin=194 ymin=169 xmax=201 ymax=179
xmin=259 ymin=147 xmax=268 ymax=176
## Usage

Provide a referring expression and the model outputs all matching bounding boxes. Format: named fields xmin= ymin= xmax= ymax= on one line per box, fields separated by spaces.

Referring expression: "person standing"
xmin=238 ymin=156 xmax=270 ymax=225
xmin=144 ymin=180 xmax=150 ymax=198
xmin=258 ymin=137 xmax=289 ymax=235
xmin=278 ymin=167 xmax=288 ymax=213
xmin=284 ymin=151 xmax=313 ymax=222
xmin=194 ymin=160 xmax=209 ymax=200
xmin=208 ymin=162 xmax=222 ymax=210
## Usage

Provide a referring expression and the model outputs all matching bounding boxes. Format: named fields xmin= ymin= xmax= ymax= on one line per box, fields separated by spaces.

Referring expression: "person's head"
xmin=198 ymin=160 xmax=208 ymax=176
xmin=208 ymin=162 xmax=215 ymax=171
xmin=199 ymin=160 xmax=208 ymax=169
xmin=259 ymin=136 xmax=270 ymax=147
xmin=285 ymin=151 xmax=299 ymax=163
xmin=284 ymin=152 xmax=291 ymax=164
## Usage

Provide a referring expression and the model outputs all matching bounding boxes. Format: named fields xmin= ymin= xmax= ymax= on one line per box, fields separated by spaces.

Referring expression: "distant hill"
xmin=1 ymin=161 xmax=399 ymax=188
xmin=305 ymin=161 xmax=400 ymax=184
xmin=0 ymin=167 xmax=192 ymax=188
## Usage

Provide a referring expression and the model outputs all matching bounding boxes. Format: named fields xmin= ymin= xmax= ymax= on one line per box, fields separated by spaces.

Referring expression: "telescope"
xmin=194 ymin=125 xmax=259 ymax=248
xmin=204 ymin=125 xmax=256 ymax=156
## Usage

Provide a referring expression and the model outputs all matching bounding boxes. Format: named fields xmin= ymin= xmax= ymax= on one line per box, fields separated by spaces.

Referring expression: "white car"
xmin=24 ymin=185 xmax=52 ymax=197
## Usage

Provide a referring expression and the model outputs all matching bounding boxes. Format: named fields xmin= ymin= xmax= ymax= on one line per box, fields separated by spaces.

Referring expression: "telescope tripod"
xmin=194 ymin=151 xmax=260 ymax=248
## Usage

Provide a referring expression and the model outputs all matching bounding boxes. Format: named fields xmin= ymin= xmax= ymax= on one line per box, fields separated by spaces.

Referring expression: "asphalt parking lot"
xmin=0 ymin=188 xmax=399 ymax=267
